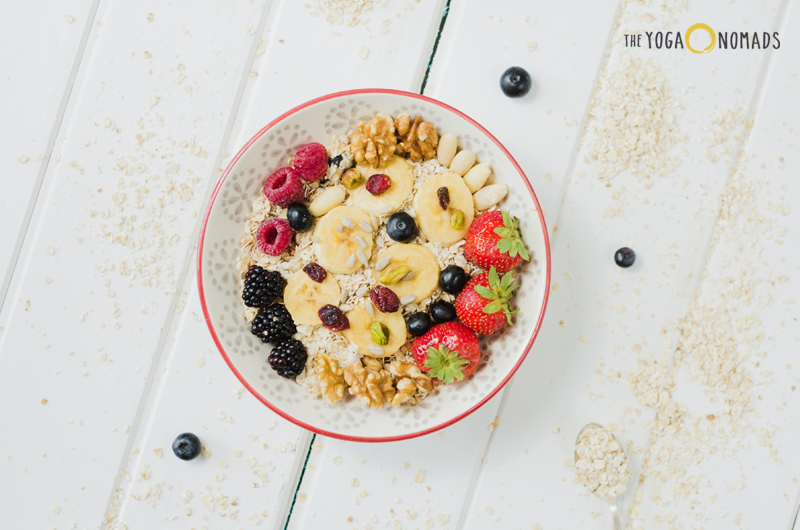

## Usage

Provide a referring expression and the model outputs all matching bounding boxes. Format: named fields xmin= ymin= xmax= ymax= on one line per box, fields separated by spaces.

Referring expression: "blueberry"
xmin=287 ymin=203 xmax=312 ymax=232
xmin=439 ymin=265 xmax=468 ymax=295
xmin=614 ymin=247 xmax=636 ymax=268
xmin=386 ymin=212 xmax=417 ymax=243
xmin=430 ymin=300 xmax=457 ymax=324
xmin=328 ymin=154 xmax=343 ymax=167
xmin=406 ymin=312 xmax=434 ymax=337
xmin=172 ymin=433 xmax=202 ymax=461
xmin=500 ymin=66 xmax=532 ymax=98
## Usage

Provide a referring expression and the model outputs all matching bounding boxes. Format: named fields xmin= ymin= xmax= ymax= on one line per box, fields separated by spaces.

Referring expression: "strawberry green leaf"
xmin=474 ymin=285 xmax=497 ymax=300
xmin=492 ymin=212 xmax=530 ymax=262
xmin=483 ymin=301 xmax=502 ymax=314
xmin=424 ymin=345 xmax=469 ymax=384
xmin=488 ymin=266 xmax=500 ymax=288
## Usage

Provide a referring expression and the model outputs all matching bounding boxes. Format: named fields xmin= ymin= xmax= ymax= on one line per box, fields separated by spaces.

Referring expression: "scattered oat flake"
xmin=579 ymin=335 xmax=590 ymax=343
xmin=18 ymin=155 xmax=29 ymax=164
xmin=356 ymin=46 xmax=369 ymax=59
xmin=65 ymin=14 xmax=74 ymax=23
xmin=526 ymin=41 xmax=538 ymax=51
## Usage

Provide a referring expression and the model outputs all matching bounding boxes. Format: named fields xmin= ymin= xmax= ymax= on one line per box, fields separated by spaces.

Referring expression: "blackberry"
xmin=242 ymin=265 xmax=286 ymax=308
xmin=251 ymin=304 xmax=297 ymax=344
xmin=268 ymin=338 xmax=308 ymax=378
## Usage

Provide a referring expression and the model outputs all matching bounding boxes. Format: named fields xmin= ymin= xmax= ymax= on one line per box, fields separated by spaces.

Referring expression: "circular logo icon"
xmin=686 ymin=23 xmax=716 ymax=54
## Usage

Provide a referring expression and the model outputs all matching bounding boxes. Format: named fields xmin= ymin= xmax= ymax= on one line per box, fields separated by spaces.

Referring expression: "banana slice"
xmin=413 ymin=171 xmax=474 ymax=246
xmin=371 ymin=244 xmax=440 ymax=304
xmin=342 ymin=306 xmax=407 ymax=357
xmin=350 ymin=155 xmax=414 ymax=216
xmin=284 ymin=269 xmax=341 ymax=326
xmin=313 ymin=205 xmax=374 ymax=274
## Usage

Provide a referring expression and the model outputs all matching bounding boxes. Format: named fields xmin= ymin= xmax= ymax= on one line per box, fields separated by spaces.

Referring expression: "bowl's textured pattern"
xmin=200 ymin=92 xmax=549 ymax=440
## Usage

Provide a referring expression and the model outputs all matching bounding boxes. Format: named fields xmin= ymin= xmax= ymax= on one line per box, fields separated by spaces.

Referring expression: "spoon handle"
xmin=608 ymin=497 xmax=623 ymax=530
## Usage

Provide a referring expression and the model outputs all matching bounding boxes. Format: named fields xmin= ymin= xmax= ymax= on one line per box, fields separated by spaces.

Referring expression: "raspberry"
xmin=293 ymin=142 xmax=328 ymax=182
xmin=263 ymin=167 xmax=305 ymax=207
xmin=369 ymin=286 xmax=400 ymax=313
xmin=256 ymin=218 xmax=293 ymax=256
xmin=302 ymin=262 xmax=327 ymax=283
xmin=318 ymin=304 xmax=350 ymax=332
xmin=268 ymin=338 xmax=307 ymax=378
xmin=366 ymin=174 xmax=392 ymax=195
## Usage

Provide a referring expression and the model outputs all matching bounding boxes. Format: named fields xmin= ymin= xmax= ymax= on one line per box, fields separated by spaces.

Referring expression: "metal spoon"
xmin=574 ymin=423 xmax=628 ymax=530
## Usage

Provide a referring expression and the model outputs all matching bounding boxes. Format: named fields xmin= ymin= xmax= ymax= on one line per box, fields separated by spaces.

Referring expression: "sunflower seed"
xmin=340 ymin=290 xmax=349 ymax=303
xmin=356 ymin=249 xmax=368 ymax=265
xmin=400 ymin=294 xmax=416 ymax=305
xmin=340 ymin=304 xmax=353 ymax=312
xmin=379 ymin=205 xmax=392 ymax=215
xmin=366 ymin=301 xmax=376 ymax=317
xmin=347 ymin=254 xmax=357 ymax=268
xmin=375 ymin=257 xmax=391 ymax=271
xmin=309 ymin=235 xmax=320 ymax=244
xmin=403 ymin=271 xmax=416 ymax=281
xmin=335 ymin=225 xmax=344 ymax=233
xmin=356 ymin=235 xmax=368 ymax=249
xmin=339 ymin=216 xmax=355 ymax=229
xmin=368 ymin=345 xmax=384 ymax=356
xmin=356 ymin=286 xmax=369 ymax=297
xmin=359 ymin=220 xmax=373 ymax=233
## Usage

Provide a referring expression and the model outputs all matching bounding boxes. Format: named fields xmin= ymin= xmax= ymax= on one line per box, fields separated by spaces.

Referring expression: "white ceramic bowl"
xmin=198 ymin=89 xmax=551 ymax=442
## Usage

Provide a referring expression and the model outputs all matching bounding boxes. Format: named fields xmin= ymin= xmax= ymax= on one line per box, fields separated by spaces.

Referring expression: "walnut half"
xmin=315 ymin=354 xmax=346 ymax=404
xmin=350 ymin=113 xmax=397 ymax=169
xmin=395 ymin=114 xmax=438 ymax=162
xmin=343 ymin=357 xmax=396 ymax=409
xmin=389 ymin=360 xmax=434 ymax=406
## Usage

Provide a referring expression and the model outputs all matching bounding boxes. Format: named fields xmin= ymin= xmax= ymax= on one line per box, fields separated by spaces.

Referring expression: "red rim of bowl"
xmin=198 ymin=89 xmax=551 ymax=443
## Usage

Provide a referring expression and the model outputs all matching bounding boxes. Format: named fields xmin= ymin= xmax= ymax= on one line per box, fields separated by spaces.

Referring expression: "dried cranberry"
xmin=302 ymin=262 xmax=327 ymax=283
xmin=369 ymin=286 xmax=400 ymax=313
xmin=318 ymin=304 xmax=350 ymax=331
xmin=437 ymin=187 xmax=450 ymax=210
xmin=365 ymin=174 xmax=392 ymax=195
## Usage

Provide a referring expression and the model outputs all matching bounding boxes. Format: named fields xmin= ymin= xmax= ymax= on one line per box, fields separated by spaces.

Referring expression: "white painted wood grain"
xmin=460 ymin=1 xmax=798 ymax=529
xmin=0 ymin=1 xmax=266 ymax=527
xmin=114 ymin=0 xmax=451 ymax=528
xmin=0 ymin=0 xmax=97 ymax=300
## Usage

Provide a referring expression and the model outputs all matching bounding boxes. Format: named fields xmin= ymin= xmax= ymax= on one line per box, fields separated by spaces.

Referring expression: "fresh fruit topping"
xmin=369 ymin=285 xmax=400 ymax=313
xmin=386 ymin=212 xmax=416 ymax=242
xmin=366 ymin=173 xmax=392 ymax=195
xmin=293 ymin=142 xmax=328 ymax=182
xmin=242 ymin=265 xmax=286 ymax=308
xmin=450 ymin=210 xmax=465 ymax=230
xmin=413 ymin=172 xmax=474 ymax=246
xmin=263 ymin=167 xmax=305 ymax=207
xmin=430 ymin=300 xmax=457 ymax=323
xmin=455 ymin=267 xmax=518 ymax=334
xmin=350 ymin=155 xmax=414 ymax=216
xmin=283 ymin=269 xmax=340 ymax=326
xmin=328 ymin=154 xmax=343 ymax=167
xmin=439 ymin=265 xmax=468 ymax=295
xmin=464 ymin=211 xmax=529 ymax=273
xmin=371 ymin=244 xmax=440 ymax=304
xmin=412 ymin=322 xmax=480 ymax=384
xmin=437 ymin=187 xmax=450 ymax=209
xmin=500 ymin=66 xmax=532 ymax=98
xmin=172 ymin=433 xmax=202 ymax=461
xmin=250 ymin=304 xmax=297 ymax=344
xmin=268 ymin=338 xmax=308 ymax=378
xmin=406 ymin=312 xmax=434 ymax=337
xmin=287 ymin=203 xmax=313 ymax=232
xmin=615 ymin=247 xmax=636 ymax=268
xmin=380 ymin=263 xmax=409 ymax=285
xmin=342 ymin=306 xmax=407 ymax=357
xmin=256 ymin=218 xmax=293 ymax=256
xmin=342 ymin=167 xmax=364 ymax=189
xmin=313 ymin=205 xmax=373 ymax=274
xmin=302 ymin=262 xmax=327 ymax=283
xmin=318 ymin=304 xmax=350 ymax=332
xmin=370 ymin=321 xmax=389 ymax=345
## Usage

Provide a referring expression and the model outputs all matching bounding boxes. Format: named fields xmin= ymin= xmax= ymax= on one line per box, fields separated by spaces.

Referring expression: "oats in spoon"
xmin=574 ymin=425 xmax=632 ymax=498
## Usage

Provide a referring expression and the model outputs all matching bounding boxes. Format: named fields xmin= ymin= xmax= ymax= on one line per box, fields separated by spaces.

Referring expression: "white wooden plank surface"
xmin=0 ymin=0 xmax=97 ymax=299
xmin=113 ymin=1 xmax=450 ymax=528
xmin=0 ymin=1 xmax=266 ymax=527
xmin=460 ymin=1 xmax=798 ymax=529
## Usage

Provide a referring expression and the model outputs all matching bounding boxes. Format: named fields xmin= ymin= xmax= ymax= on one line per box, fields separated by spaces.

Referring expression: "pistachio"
xmin=370 ymin=321 xmax=389 ymax=346
xmin=437 ymin=133 xmax=458 ymax=167
xmin=463 ymin=163 xmax=492 ymax=193
xmin=449 ymin=150 xmax=476 ymax=176
xmin=308 ymin=185 xmax=346 ymax=217
xmin=473 ymin=183 xmax=509 ymax=211
xmin=450 ymin=209 xmax=465 ymax=230
xmin=380 ymin=263 xmax=410 ymax=285
xmin=341 ymin=167 xmax=364 ymax=189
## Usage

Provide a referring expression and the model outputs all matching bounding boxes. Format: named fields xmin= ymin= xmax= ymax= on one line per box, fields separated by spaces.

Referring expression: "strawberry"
xmin=455 ymin=267 xmax=518 ymax=335
xmin=412 ymin=322 xmax=480 ymax=384
xmin=464 ymin=211 xmax=530 ymax=273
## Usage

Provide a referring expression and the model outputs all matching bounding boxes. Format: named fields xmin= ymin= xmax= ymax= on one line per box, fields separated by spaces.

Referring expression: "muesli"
xmin=236 ymin=112 xmax=529 ymax=408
